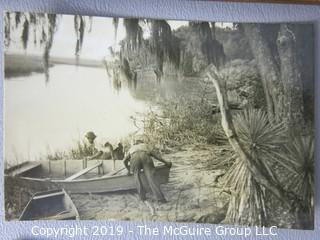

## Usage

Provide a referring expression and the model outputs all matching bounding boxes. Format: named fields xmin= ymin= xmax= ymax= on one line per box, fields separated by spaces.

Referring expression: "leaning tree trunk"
xmin=277 ymin=24 xmax=305 ymax=131
xmin=206 ymin=64 xmax=291 ymax=207
xmin=243 ymin=24 xmax=284 ymax=122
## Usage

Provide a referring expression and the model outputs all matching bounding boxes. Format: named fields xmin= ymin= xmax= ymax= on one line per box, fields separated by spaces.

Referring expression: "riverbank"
xmin=5 ymin=53 xmax=50 ymax=78
xmin=4 ymin=53 xmax=104 ymax=78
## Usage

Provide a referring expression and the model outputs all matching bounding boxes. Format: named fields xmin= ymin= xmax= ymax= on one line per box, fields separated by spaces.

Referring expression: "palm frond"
xmin=224 ymin=109 xmax=288 ymax=226
xmin=283 ymin=135 xmax=314 ymax=203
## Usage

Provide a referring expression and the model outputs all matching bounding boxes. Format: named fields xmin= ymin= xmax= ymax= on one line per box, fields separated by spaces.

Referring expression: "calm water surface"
xmin=5 ymin=65 xmax=148 ymax=164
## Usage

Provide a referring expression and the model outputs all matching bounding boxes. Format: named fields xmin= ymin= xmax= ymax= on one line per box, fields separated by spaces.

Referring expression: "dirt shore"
xmin=5 ymin=142 xmax=297 ymax=227
xmin=70 ymin=143 xmax=232 ymax=222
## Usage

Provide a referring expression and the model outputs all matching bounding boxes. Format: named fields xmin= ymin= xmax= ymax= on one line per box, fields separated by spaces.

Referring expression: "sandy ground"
xmin=70 ymin=144 xmax=232 ymax=222
xmin=5 ymin=143 xmax=297 ymax=227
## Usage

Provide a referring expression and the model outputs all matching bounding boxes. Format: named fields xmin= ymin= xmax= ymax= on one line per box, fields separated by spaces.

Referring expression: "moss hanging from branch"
xmin=4 ymin=12 xmax=11 ymax=47
xmin=41 ymin=27 xmax=47 ymax=46
xmin=121 ymin=58 xmax=137 ymax=89
xmin=5 ymin=13 xmax=91 ymax=82
xmin=112 ymin=18 xmax=119 ymax=42
xmin=15 ymin=12 xmax=21 ymax=28
xmin=21 ymin=19 xmax=29 ymax=50
xmin=29 ymin=13 xmax=37 ymax=25
xmin=117 ymin=19 xmax=181 ymax=85
xmin=74 ymin=15 xmax=86 ymax=58
xmin=190 ymin=22 xmax=225 ymax=68
xmin=5 ymin=12 xmax=58 ymax=81
xmin=29 ymin=13 xmax=38 ymax=46
xmin=43 ymin=14 xmax=57 ymax=82
xmin=123 ymin=18 xmax=143 ymax=52
xmin=112 ymin=18 xmax=143 ymax=89
xmin=149 ymin=20 xmax=180 ymax=81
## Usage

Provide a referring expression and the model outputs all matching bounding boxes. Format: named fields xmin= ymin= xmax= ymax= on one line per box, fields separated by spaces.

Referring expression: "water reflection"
xmin=4 ymin=65 xmax=147 ymax=164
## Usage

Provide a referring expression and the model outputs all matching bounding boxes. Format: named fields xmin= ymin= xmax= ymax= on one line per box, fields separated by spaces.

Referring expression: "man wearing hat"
xmin=85 ymin=131 xmax=114 ymax=160
xmin=85 ymin=131 xmax=98 ymax=156
xmin=85 ymin=132 xmax=123 ymax=170
xmin=123 ymin=135 xmax=172 ymax=203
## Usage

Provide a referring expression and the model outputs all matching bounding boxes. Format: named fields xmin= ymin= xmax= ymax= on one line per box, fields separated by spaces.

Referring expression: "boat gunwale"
xmin=12 ymin=164 xmax=169 ymax=183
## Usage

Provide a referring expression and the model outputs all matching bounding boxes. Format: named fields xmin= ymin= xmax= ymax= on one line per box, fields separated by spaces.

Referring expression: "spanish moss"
xmin=29 ymin=13 xmax=38 ymax=46
xmin=43 ymin=14 xmax=57 ymax=82
xmin=123 ymin=18 xmax=143 ymax=51
xmin=74 ymin=15 xmax=86 ymax=59
xmin=21 ymin=19 xmax=29 ymax=50
xmin=15 ymin=12 xmax=21 ymax=28
xmin=4 ymin=12 xmax=11 ymax=47
xmin=41 ymin=27 xmax=47 ymax=46
xmin=190 ymin=22 xmax=225 ymax=68
xmin=120 ymin=58 xmax=138 ymax=89
xmin=112 ymin=18 xmax=119 ymax=42
xmin=149 ymin=20 xmax=180 ymax=81
xmin=29 ymin=13 xmax=37 ymax=25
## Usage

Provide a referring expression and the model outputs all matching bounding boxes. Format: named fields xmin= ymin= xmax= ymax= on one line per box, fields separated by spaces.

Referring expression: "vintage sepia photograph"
xmin=3 ymin=12 xmax=314 ymax=229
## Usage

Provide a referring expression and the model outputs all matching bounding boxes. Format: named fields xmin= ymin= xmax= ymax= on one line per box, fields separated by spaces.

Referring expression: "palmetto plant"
xmin=224 ymin=159 xmax=268 ymax=225
xmin=223 ymin=108 xmax=288 ymax=226
xmin=283 ymin=135 xmax=314 ymax=228
xmin=223 ymin=108 xmax=314 ymax=227
xmin=284 ymin=135 xmax=314 ymax=199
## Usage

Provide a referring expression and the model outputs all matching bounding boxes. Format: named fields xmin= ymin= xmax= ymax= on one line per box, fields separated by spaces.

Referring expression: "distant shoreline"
xmin=5 ymin=53 xmax=105 ymax=78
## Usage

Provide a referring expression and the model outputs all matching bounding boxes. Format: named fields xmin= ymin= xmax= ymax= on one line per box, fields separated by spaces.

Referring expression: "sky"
xmin=6 ymin=14 xmax=233 ymax=60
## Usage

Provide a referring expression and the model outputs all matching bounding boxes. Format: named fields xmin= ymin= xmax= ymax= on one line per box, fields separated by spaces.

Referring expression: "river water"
xmin=4 ymin=65 xmax=148 ymax=164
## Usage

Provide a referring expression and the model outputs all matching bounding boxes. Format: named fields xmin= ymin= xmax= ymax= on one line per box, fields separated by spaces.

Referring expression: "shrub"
xmin=220 ymin=59 xmax=265 ymax=108
xmin=139 ymin=96 xmax=226 ymax=149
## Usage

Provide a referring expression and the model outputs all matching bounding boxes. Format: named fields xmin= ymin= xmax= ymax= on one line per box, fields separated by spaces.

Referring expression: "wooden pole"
xmin=82 ymin=158 xmax=87 ymax=169
xmin=63 ymin=159 xmax=67 ymax=176
xmin=48 ymin=159 xmax=51 ymax=175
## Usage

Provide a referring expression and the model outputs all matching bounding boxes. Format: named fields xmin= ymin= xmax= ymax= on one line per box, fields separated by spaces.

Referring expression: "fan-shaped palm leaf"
xmin=224 ymin=109 xmax=288 ymax=226
xmin=283 ymin=135 xmax=314 ymax=219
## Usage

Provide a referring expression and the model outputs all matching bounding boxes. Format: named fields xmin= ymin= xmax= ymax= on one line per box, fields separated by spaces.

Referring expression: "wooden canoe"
xmin=19 ymin=189 xmax=80 ymax=220
xmin=5 ymin=159 xmax=171 ymax=194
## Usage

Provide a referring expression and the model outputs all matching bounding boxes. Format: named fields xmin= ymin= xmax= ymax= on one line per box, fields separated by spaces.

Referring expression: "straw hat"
xmin=85 ymin=131 xmax=97 ymax=140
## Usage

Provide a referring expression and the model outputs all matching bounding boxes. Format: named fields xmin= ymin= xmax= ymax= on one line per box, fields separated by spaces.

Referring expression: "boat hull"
xmin=6 ymin=164 xmax=170 ymax=194
xmin=19 ymin=189 xmax=79 ymax=220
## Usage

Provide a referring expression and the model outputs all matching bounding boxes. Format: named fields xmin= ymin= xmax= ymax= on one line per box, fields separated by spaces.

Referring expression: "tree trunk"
xmin=277 ymin=24 xmax=305 ymax=130
xmin=243 ymin=24 xmax=284 ymax=122
xmin=206 ymin=65 xmax=290 ymax=207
